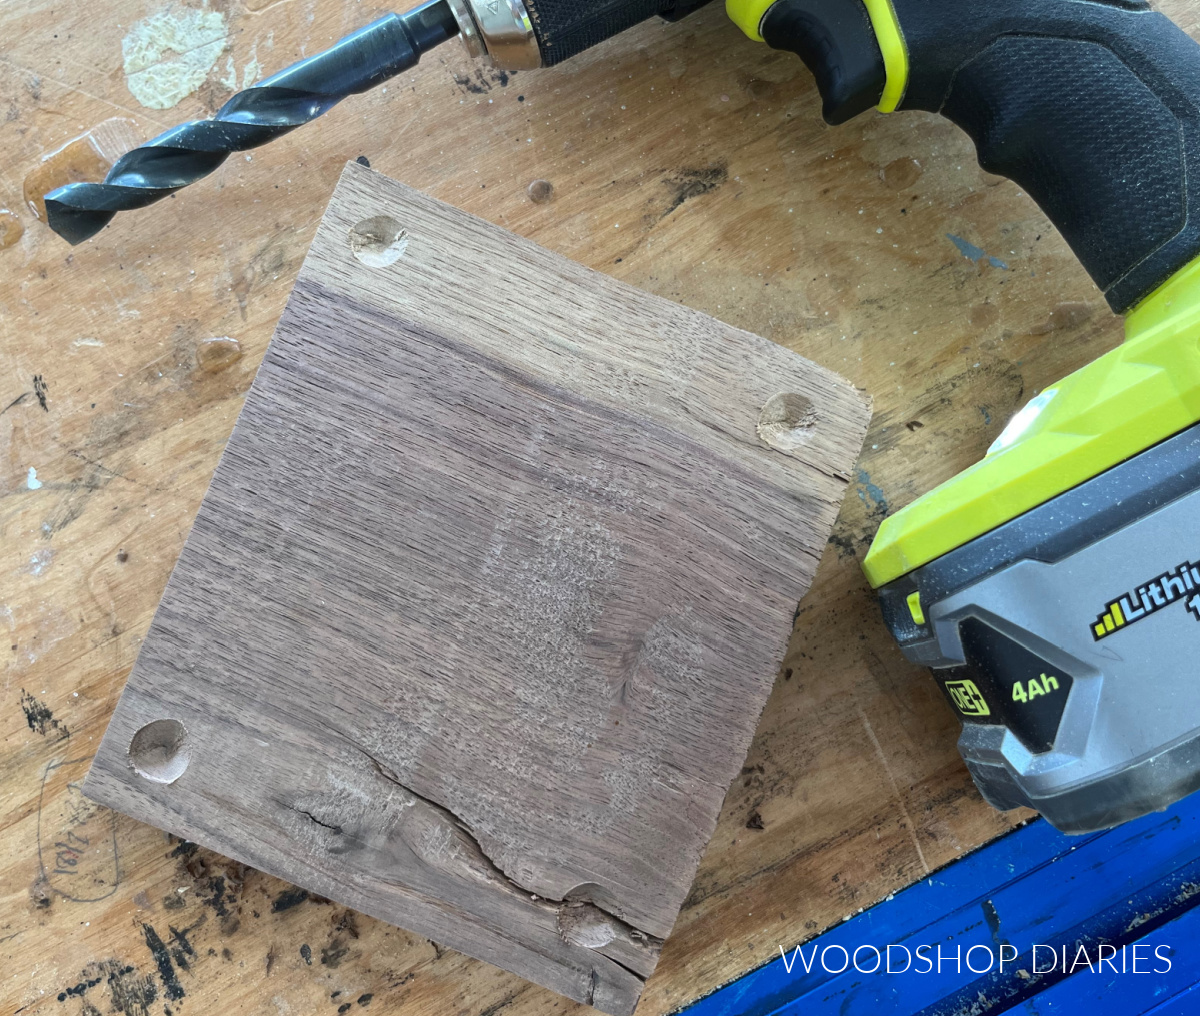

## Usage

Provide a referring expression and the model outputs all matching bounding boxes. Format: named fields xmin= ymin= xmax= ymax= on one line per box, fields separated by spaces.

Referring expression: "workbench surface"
xmin=3 ymin=1 xmax=1193 ymax=1014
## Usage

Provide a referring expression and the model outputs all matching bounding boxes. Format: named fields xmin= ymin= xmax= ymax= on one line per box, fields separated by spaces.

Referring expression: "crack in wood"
xmin=356 ymin=748 xmax=660 ymax=960
xmin=289 ymin=806 xmax=344 ymax=836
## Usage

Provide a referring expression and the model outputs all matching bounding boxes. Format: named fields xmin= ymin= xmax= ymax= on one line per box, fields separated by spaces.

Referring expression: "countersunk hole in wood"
xmin=348 ymin=216 xmax=409 ymax=268
xmin=557 ymin=901 xmax=618 ymax=949
xmin=757 ymin=392 xmax=818 ymax=452
xmin=128 ymin=718 xmax=190 ymax=784
xmin=527 ymin=179 xmax=554 ymax=204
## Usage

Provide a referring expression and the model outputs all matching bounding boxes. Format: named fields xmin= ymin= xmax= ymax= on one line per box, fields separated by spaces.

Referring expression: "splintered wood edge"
xmin=86 ymin=683 xmax=656 ymax=1014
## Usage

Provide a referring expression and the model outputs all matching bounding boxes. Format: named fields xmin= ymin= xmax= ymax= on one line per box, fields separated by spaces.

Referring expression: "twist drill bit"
xmin=44 ymin=0 xmax=460 ymax=245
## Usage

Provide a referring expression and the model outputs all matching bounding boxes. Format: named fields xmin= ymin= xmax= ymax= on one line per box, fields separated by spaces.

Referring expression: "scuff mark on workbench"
xmin=41 ymin=460 xmax=122 ymax=537
xmin=453 ymin=66 xmax=513 ymax=95
xmin=24 ymin=549 xmax=54 ymax=576
xmin=855 ymin=469 xmax=888 ymax=520
xmin=946 ymin=233 xmax=1008 ymax=271
xmin=30 ymin=875 xmax=53 ymax=908
xmin=168 ymin=922 xmax=199 ymax=970
xmin=143 ymin=923 xmax=186 ymax=1001
xmin=1025 ymin=301 xmax=1095 ymax=336
xmin=657 ymin=165 xmax=728 ymax=221
xmin=106 ymin=961 xmax=159 ymax=1016
xmin=826 ymin=530 xmax=860 ymax=560
xmin=33 ymin=374 xmax=48 ymax=411
xmin=321 ymin=938 xmax=351 ymax=967
xmin=56 ymin=970 xmax=104 ymax=1000
xmin=271 ymin=887 xmax=310 ymax=912
xmin=196 ymin=872 xmax=241 ymax=935
xmin=0 ymin=208 xmax=23 ymax=250
xmin=122 ymin=6 xmax=229 ymax=110
xmin=55 ymin=958 xmax=157 ymax=1016
xmin=15 ymin=603 xmax=76 ymax=670
xmin=20 ymin=689 xmax=68 ymax=738
xmin=169 ymin=837 xmax=199 ymax=859
xmin=231 ymin=232 xmax=294 ymax=318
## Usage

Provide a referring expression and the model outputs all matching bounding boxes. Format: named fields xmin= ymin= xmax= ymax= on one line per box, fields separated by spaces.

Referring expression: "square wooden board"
xmin=83 ymin=162 xmax=870 ymax=1014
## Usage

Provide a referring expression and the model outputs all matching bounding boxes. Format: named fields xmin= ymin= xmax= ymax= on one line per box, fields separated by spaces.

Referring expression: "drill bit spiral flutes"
xmin=44 ymin=0 xmax=460 ymax=245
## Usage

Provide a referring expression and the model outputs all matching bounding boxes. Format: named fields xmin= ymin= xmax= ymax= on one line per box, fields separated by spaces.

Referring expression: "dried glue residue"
xmin=0 ymin=209 xmax=23 ymax=250
xmin=197 ymin=336 xmax=242 ymax=373
xmin=123 ymin=5 xmax=228 ymax=110
xmin=241 ymin=41 xmax=262 ymax=89
xmin=23 ymin=119 xmax=141 ymax=221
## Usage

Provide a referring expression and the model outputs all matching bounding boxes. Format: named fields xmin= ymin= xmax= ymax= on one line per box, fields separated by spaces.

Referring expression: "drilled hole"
xmin=757 ymin=392 xmax=817 ymax=452
xmin=557 ymin=902 xmax=617 ymax=949
xmin=128 ymin=718 xmax=190 ymax=784
xmin=349 ymin=215 xmax=409 ymax=268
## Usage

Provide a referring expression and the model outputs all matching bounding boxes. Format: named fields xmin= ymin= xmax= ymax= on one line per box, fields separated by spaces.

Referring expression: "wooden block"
xmin=83 ymin=162 xmax=870 ymax=1014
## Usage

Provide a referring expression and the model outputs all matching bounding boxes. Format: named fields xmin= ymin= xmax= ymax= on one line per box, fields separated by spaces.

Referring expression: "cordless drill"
xmin=46 ymin=0 xmax=1200 ymax=834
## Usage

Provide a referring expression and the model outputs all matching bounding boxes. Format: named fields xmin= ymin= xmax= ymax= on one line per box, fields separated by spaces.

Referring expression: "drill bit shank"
xmin=45 ymin=0 xmax=459 ymax=244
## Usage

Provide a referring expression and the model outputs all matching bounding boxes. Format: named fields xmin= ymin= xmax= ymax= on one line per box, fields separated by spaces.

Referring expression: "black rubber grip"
xmin=761 ymin=0 xmax=885 ymax=125
xmin=524 ymin=0 xmax=713 ymax=66
xmin=890 ymin=0 xmax=1200 ymax=313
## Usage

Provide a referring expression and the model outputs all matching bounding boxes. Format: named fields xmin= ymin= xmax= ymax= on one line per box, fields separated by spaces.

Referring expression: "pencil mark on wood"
xmin=37 ymin=756 xmax=119 ymax=903
xmin=1 ymin=390 xmax=29 ymax=414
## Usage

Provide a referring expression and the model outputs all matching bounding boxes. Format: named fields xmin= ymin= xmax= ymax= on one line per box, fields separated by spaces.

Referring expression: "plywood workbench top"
xmin=4 ymin=1 xmax=1195 ymax=1014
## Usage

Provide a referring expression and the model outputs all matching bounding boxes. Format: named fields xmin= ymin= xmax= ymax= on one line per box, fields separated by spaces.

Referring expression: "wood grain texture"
xmin=80 ymin=163 xmax=869 ymax=1013
xmin=10 ymin=0 xmax=1197 ymax=1012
